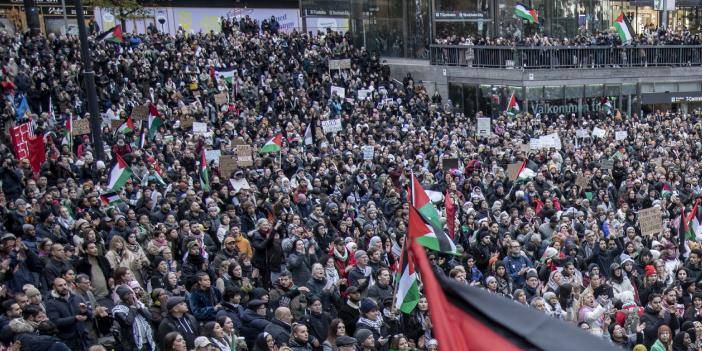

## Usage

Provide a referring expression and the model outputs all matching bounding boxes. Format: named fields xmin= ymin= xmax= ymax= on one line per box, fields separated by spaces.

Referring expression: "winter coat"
xmin=640 ymin=306 xmax=680 ymax=347
xmin=156 ymin=313 xmax=200 ymax=350
xmin=252 ymin=231 xmax=284 ymax=274
xmin=264 ymin=318 xmax=292 ymax=346
xmin=300 ymin=310 xmax=332 ymax=347
xmin=45 ymin=291 xmax=87 ymax=348
xmin=189 ymin=287 xmax=222 ymax=322
xmin=216 ymin=302 xmax=244 ymax=332
xmin=240 ymin=309 xmax=271 ymax=349
xmin=287 ymin=251 xmax=316 ymax=286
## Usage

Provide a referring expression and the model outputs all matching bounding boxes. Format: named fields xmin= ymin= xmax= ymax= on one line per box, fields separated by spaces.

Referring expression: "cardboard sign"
xmin=180 ymin=116 xmax=195 ymax=129
xmin=638 ymin=207 xmax=663 ymax=237
xmin=219 ymin=155 xmax=237 ymax=177
xmin=362 ymin=146 xmax=374 ymax=160
xmin=330 ymin=86 xmax=346 ymax=99
xmin=615 ymin=131 xmax=628 ymax=141
xmin=214 ymin=93 xmax=228 ymax=106
xmin=321 ymin=119 xmax=343 ymax=134
xmin=132 ymin=105 xmax=149 ymax=121
xmin=507 ymin=162 xmax=522 ymax=181
xmin=592 ymin=127 xmax=607 ymax=138
xmin=236 ymin=145 xmax=254 ymax=167
xmin=476 ymin=118 xmax=491 ymax=137
xmin=329 ymin=59 xmax=351 ymax=70
xmin=575 ymin=175 xmax=590 ymax=189
xmin=442 ymin=158 xmax=460 ymax=171
xmin=192 ymin=122 xmax=208 ymax=134
xmin=72 ymin=119 xmax=91 ymax=135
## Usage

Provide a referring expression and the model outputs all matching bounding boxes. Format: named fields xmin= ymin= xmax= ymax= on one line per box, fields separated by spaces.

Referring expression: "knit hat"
xmin=354 ymin=329 xmax=373 ymax=344
xmin=115 ymin=285 xmax=132 ymax=300
xmin=359 ymin=298 xmax=378 ymax=314
xmin=543 ymin=292 xmax=556 ymax=302
xmin=355 ymin=250 xmax=368 ymax=261
xmin=645 ymin=265 xmax=657 ymax=277
xmin=525 ymin=269 xmax=538 ymax=280
xmin=336 ymin=335 xmax=357 ymax=347
xmin=166 ymin=296 xmax=186 ymax=311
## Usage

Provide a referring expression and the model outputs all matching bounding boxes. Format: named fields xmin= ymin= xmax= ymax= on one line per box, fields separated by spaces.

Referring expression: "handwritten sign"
xmin=507 ymin=162 xmax=522 ymax=181
xmin=214 ymin=93 xmax=228 ymax=106
xmin=132 ymin=105 xmax=149 ymax=121
xmin=362 ymin=146 xmax=374 ymax=160
xmin=592 ymin=127 xmax=607 ymax=138
xmin=110 ymin=119 xmax=123 ymax=130
xmin=330 ymin=86 xmax=346 ymax=99
xmin=205 ymin=150 xmax=221 ymax=162
xmin=329 ymin=59 xmax=351 ymax=70
xmin=358 ymin=89 xmax=371 ymax=100
xmin=72 ymin=119 xmax=90 ymax=135
xmin=476 ymin=118 xmax=491 ymax=137
xmin=236 ymin=145 xmax=254 ymax=167
xmin=576 ymin=129 xmax=589 ymax=138
xmin=321 ymin=119 xmax=343 ymax=134
xmin=638 ymin=207 xmax=663 ymax=237
xmin=192 ymin=122 xmax=208 ymax=134
xmin=219 ymin=155 xmax=237 ymax=177
xmin=615 ymin=131 xmax=628 ymax=141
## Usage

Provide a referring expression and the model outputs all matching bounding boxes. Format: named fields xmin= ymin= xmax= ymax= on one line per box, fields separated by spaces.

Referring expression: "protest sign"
xmin=638 ymin=207 xmax=663 ymax=237
xmin=358 ymin=89 xmax=371 ymax=99
xmin=205 ymin=150 xmax=221 ymax=162
xmin=321 ymin=119 xmax=343 ymax=134
xmin=131 ymin=105 xmax=149 ymax=120
xmin=179 ymin=116 xmax=195 ymax=129
xmin=192 ymin=122 xmax=208 ymax=134
xmin=442 ymin=158 xmax=460 ymax=171
xmin=540 ymin=133 xmax=562 ymax=149
xmin=507 ymin=162 xmax=522 ymax=181
xmin=576 ymin=129 xmax=589 ymax=138
xmin=72 ymin=119 xmax=90 ymax=135
xmin=615 ymin=131 xmax=628 ymax=141
xmin=530 ymin=138 xmax=542 ymax=150
xmin=330 ymin=86 xmax=346 ymax=98
xmin=236 ymin=145 xmax=254 ymax=167
xmin=362 ymin=146 xmax=374 ymax=160
xmin=592 ymin=127 xmax=607 ymax=138
xmin=329 ymin=59 xmax=351 ymax=70
xmin=110 ymin=119 xmax=123 ymax=130
xmin=219 ymin=155 xmax=237 ymax=177
xmin=476 ymin=118 xmax=491 ymax=137
xmin=214 ymin=93 xmax=228 ymax=106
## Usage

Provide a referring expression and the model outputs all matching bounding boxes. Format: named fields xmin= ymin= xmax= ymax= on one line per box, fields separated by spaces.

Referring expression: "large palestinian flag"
xmin=107 ymin=153 xmax=132 ymax=191
xmin=688 ymin=199 xmax=702 ymax=240
xmin=394 ymin=239 xmax=419 ymax=314
xmin=97 ymin=25 xmax=124 ymax=43
xmin=505 ymin=92 xmax=520 ymax=117
xmin=410 ymin=174 xmax=457 ymax=255
xmin=410 ymin=240 xmax=621 ymax=351
xmin=614 ymin=13 xmax=634 ymax=43
xmin=515 ymin=3 xmax=538 ymax=24
xmin=259 ymin=134 xmax=283 ymax=154
xmin=199 ymin=149 xmax=210 ymax=191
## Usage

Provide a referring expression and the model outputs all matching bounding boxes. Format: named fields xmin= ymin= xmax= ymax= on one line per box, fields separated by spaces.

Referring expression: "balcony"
xmin=429 ymin=44 xmax=702 ymax=69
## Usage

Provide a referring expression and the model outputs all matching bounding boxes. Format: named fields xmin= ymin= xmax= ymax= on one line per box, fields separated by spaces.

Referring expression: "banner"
xmin=10 ymin=123 xmax=33 ymax=160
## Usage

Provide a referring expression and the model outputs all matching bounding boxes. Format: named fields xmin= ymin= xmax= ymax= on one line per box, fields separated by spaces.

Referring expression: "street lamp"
xmin=73 ymin=0 xmax=105 ymax=161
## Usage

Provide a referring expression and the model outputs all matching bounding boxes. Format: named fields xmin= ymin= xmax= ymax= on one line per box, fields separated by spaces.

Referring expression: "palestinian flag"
xmin=99 ymin=191 xmax=123 ymax=206
xmin=614 ymin=13 xmax=634 ymax=44
xmin=147 ymin=112 xmax=162 ymax=140
xmin=116 ymin=116 xmax=135 ymax=135
xmin=410 ymin=173 xmax=457 ymax=255
xmin=107 ymin=153 xmax=132 ymax=191
xmin=215 ymin=69 xmax=235 ymax=84
xmin=199 ymin=149 xmax=210 ymax=191
xmin=516 ymin=160 xmax=538 ymax=181
xmin=505 ymin=92 xmax=520 ymax=117
xmin=394 ymin=240 xmax=419 ymax=314
xmin=687 ymin=199 xmax=702 ymax=240
xmin=515 ymin=3 xmax=538 ymax=24
xmin=410 ymin=239 xmax=621 ymax=351
xmin=259 ymin=134 xmax=283 ymax=154
xmin=145 ymin=152 xmax=167 ymax=187
xmin=97 ymin=25 xmax=124 ymax=43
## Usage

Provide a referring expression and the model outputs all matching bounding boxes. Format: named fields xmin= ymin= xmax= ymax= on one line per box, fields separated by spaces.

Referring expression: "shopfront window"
xmin=361 ymin=0 xmax=430 ymax=58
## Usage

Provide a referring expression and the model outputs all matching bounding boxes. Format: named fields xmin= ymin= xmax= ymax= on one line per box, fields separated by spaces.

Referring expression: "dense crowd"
xmin=0 ymin=12 xmax=700 ymax=351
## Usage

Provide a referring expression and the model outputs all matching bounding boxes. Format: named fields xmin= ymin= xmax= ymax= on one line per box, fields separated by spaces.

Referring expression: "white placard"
xmin=576 ymin=129 xmax=589 ymax=138
xmin=530 ymin=138 xmax=542 ymax=150
xmin=205 ymin=150 xmax=221 ymax=162
xmin=476 ymin=118 xmax=491 ymax=137
xmin=358 ymin=89 xmax=371 ymax=99
xmin=592 ymin=127 xmax=607 ymax=138
xmin=362 ymin=146 xmax=374 ymax=160
xmin=615 ymin=131 xmax=628 ymax=141
xmin=321 ymin=119 xmax=343 ymax=134
xmin=540 ymin=133 xmax=562 ymax=149
xmin=329 ymin=59 xmax=351 ymax=70
xmin=330 ymin=86 xmax=346 ymax=99
xmin=192 ymin=122 xmax=208 ymax=134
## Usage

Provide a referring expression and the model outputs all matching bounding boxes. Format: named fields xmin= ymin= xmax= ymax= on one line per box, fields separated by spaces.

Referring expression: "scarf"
xmin=112 ymin=304 xmax=155 ymax=350
xmin=358 ymin=315 xmax=383 ymax=334
xmin=333 ymin=246 xmax=348 ymax=261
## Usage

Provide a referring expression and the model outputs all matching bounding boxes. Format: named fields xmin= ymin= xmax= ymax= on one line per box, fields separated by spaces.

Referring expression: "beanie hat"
xmin=645 ymin=265 xmax=656 ymax=277
xmin=355 ymin=250 xmax=368 ymax=261
xmin=525 ymin=269 xmax=538 ymax=280
xmin=354 ymin=329 xmax=373 ymax=344
xmin=359 ymin=298 xmax=377 ymax=314
xmin=115 ymin=285 xmax=132 ymax=300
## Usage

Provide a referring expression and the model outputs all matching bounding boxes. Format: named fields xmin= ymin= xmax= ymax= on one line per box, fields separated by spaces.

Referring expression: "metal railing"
xmin=430 ymin=44 xmax=702 ymax=69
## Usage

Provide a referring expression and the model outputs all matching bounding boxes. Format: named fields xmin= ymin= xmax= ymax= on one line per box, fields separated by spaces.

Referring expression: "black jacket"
xmin=157 ymin=313 xmax=200 ymax=350
xmin=45 ymin=291 xmax=87 ymax=349
xmin=640 ymin=305 xmax=680 ymax=347
xmin=264 ymin=318 xmax=292 ymax=347
xmin=240 ymin=308 xmax=271 ymax=349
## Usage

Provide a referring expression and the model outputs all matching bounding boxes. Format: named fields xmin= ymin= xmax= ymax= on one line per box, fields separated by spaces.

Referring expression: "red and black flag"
xmin=410 ymin=241 xmax=620 ymax=351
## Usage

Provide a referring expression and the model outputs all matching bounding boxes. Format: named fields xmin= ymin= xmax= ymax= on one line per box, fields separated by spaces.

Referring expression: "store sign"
xmin=434 ymin=11 xmax=486 ymax=20
xmin=642 ymin=91 xmax=702 ymax=104
xmin=529 ymin=101 xmax=611 ymax=115
xmin=42 ymin=6 xmax=90 ymax=16
xmin=304 ymin=8 xmax=350 ymax=17
xmin=671 ymin=96 xmax=702 ymax=103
